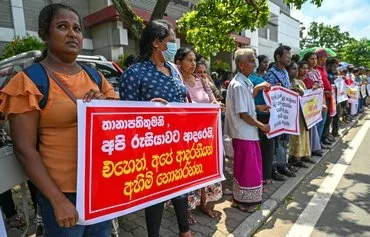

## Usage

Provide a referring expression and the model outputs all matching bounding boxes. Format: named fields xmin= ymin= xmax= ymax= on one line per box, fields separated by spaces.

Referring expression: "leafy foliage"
xmin=177 ymin=0 xmax=269 ymax=57
xmin=342 ymin=39 xmax=370 ymax=68
xmin=285 ymin=0 xmax=323 ymax=9
xmin=300 ymin=22 xmax=354 ymax=52
xmin=211 ymin=59 xmax=231 ymax=72
xmin=116 ymin=52 xmax=131 ymax=69
xmin=1 ymin=35 xmax=45 ymax=60
xmin=112 ymin=0 xmax=326 ymax=57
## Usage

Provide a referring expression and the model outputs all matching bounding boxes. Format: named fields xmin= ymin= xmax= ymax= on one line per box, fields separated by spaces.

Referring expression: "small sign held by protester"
xmin=334 ymin=77 xmax=348 ymax=103
xmin=347 ymin=84 xmax=359 ymax=104
xmin=263 ymin=86 xmax=300 ymax=139
xmin=0 ymin=209 xmax=7 ymax=237
xmin=329 ymin=88 xmax=337 ymax=117
xmin=76 ymin=100 xmax=224 ymax=224
xmin=299 ymin=88 xmax=324 ymax=129
xmin=360 ymin=84 xmax=367 ymax=99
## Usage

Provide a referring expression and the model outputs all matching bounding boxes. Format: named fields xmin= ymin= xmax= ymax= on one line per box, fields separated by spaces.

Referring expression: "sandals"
xmin=288 ymin=164 xmax=298 ymax=173
xmin=231 ymin=202 xmax=257 ymax=213
xmin=301 ymin=156 xmax=316 ymax=164
xmin=263 ymin=179 xmax=275 ymax=185
xmin=271 ymin=170 xmax=286 ymax=181
xmin=278 ymin=167 xmax=296 ymax=177
xmin=289 ymin=157 xmax=308 ymax=168
xmin=179 ymin=231 xmax=193 ymax=237
xmin=200 ymin=204 xmax=218 ymax=219
xmin=187 ymin=211 xmax=197 ymax=225
xmin=7 ymin=213 xmax=25 ymax=229
xmin=291 ymin=160 xmax=308 ymax=168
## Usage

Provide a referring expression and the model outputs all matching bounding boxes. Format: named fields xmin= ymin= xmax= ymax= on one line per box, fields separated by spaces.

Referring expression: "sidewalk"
xmin=7 ymin=114 xmax=361 ymax=237
xmin=118 ymin=114 xmax=360 ymax=237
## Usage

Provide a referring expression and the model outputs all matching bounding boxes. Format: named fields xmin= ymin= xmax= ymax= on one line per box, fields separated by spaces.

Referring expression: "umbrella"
xmin=299 ymin=47 xmax=337 ymax=59
xmin=337 ymin=62 xmax=353 ymax=71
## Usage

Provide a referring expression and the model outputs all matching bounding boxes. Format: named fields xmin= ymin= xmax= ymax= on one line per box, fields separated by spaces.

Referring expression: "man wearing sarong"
xmin=224 ymin=48 xmax=270 ymax=213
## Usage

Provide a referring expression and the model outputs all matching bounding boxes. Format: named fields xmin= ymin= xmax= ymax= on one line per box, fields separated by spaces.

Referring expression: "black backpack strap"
xmin=23 ymin=63 xmax=103 ymax=109
xmin=23 ymin=63 xmax=49 ymax=109
xmin=79 ymin=63 xmax=102 ymax=91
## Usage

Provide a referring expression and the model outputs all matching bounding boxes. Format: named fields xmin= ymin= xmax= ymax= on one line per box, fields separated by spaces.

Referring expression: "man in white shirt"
xmin=224 ymin=48 xmax=270 ymax=213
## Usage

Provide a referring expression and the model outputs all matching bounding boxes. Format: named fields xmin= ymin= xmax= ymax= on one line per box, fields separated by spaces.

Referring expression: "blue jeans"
xmin=317 ymin=110 xmax=327 ymax=139
xmin=36 ymin=192 xmax=111 ymax=237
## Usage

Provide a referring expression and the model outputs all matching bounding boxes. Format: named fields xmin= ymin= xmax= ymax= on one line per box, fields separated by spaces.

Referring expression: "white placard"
xmin=263 ymin=86 xmax=300 ymax=139
xmin=334 ymin=78 xmax=348 ymax=103
xmin=361 ymin=84 xmax=367 ymax=98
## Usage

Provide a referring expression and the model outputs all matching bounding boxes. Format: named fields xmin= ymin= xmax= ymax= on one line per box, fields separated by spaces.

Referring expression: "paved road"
xmin=5 ymin=114 xmax=367 ymax=237
xmin=255 ymin=115 xmax=370 ymax=237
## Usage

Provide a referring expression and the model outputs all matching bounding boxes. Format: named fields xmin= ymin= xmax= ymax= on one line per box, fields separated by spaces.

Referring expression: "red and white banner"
xmin=263 ymin=86 xmax=300 ymax=139
xmin=299 ymin=89 xmax=323 ymax=129
xmin=76 ymin=100 xmax=224 ymax=224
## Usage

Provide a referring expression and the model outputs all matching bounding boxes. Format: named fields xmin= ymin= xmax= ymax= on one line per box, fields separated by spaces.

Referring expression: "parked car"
xmin=76 ymin=54 xmax=123 ymax=91
xmin=0 ymin=50 xmax=41 ymax=88
xmin=0 ymin=50 xmax=123 ymax=92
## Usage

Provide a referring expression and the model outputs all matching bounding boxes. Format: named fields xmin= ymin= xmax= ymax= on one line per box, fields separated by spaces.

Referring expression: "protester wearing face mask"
xmin=119 ymin=20 xmax=192 ymax=237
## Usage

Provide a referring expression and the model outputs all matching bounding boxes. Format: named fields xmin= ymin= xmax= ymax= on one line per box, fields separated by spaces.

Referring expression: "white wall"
xmin=246 ymin=0 xmax=300 ymax=60
xmin=258 ymin=38 xmax=279 ymax=60
xmin=278 ymin=13 xmax=300 ymax=53
xmin=268 ymin=1 xmax=280 ymax=16
xmin=244 ymin=30 xmax=259 ymax=52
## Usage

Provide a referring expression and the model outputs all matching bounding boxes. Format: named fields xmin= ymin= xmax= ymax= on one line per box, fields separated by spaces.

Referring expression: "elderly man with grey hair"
xmin=224 ymin=48 xmax=270 ymax=213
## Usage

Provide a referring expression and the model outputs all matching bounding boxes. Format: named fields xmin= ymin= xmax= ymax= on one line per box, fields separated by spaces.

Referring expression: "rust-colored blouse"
xmin=0 ymin=69 xmax=118 ymax=192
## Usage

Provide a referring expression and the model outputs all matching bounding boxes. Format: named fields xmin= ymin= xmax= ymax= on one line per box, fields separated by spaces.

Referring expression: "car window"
xmin=78 ymin=61 xmax=121 ymax=91
xmin=79 ymin=62 xmax=120 ymax=78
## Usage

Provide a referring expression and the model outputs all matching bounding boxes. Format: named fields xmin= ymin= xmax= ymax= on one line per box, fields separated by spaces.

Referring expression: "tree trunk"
xmin=111 ymin=0 xmax=145 ymax=39
xmin=150 ymin=0 xmax=171 ymax=21
xmin=112 ymin=0 xmax=171 ymax=39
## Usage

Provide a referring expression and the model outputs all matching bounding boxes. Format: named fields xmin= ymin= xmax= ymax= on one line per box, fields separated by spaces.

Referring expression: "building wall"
xmin=23 ymin=0 xmax=47 ymax=32
xmin=269 ymin=0 xmax=290 ymax=15
xmin=244 ymin=0 xmax=300 ymax=62
xmin=1 ymin=0 xmax=300 ymax=62
xmin=0 ymin=0 xmax=94 ymax=57
xmin=127 ymin=0 xmax=193 ymax=19
xmin=0 ymin=0 xmax=13 ymax=28
xmin=85 ymin=0 xmax=192 ymax=60
xmin=278 ymin=13 xmax=300 ymax=53
xmin=23 ymin=0 xmax=90 ymax=34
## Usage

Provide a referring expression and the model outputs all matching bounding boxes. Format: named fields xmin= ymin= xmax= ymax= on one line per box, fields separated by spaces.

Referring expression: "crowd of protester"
xmin=1 ymin=3 xmax=370 ymax=237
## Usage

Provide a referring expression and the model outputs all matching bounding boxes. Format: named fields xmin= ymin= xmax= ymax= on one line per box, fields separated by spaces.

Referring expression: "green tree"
xmin=177 ymin=0 xmax=270 ymax=57
xmin=112 ymin=0 xmax=171 ymax=40
xmin=300 ymin=22 xmax=354 ymax=52
xmin=342 ymin=39 xmax=370 ymax=68
xmin=112 ymin=0 xmax=325 ymax=56
xmin=178 ymin=0 xmax=323 ymax=57
xmin=1 ymin=35 xmax=45 ymax=60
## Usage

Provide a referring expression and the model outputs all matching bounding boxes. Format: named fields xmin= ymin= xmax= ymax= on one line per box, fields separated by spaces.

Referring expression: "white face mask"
xmin=161 ymin=42 xmax=178 ymax=62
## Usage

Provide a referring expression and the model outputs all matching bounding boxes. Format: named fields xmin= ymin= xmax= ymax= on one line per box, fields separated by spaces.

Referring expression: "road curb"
xmin=228 ymin=115 xmax=361 ymax=237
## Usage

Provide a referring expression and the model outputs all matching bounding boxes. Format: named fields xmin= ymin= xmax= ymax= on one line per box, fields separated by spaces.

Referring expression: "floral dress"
xmin=289 ymin=79 xmax=311 ymax=157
